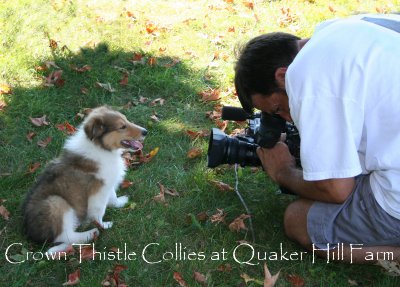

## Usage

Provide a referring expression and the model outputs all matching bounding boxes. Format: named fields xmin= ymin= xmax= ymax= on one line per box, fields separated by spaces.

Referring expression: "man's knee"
xmin=284 ymin=199 xmax=313 ymax=246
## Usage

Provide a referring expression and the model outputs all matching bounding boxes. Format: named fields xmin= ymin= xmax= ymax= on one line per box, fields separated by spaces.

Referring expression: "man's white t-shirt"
xmin=286 ymin=14 xmax=400 ymax=219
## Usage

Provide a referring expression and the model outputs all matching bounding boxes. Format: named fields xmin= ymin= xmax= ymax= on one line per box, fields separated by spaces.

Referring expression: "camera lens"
xmin=207 ymin=128 xmax=260 ymax=167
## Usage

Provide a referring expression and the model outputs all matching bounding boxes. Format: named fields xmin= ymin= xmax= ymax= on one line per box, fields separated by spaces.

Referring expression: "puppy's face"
xmin=84 ymin=107 xmax=147 ymax=151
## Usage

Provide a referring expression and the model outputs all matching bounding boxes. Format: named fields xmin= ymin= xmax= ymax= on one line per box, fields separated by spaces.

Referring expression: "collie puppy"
xmin=23 ymin=106 xmax=147 ymax=254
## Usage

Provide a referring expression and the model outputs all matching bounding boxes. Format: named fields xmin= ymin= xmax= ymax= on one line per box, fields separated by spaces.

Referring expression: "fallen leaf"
xmin=153 ymin=185 xmax=166 ymax=204
xmin=96 ymin=82 xmax=115 ymax=93
xmin=119 ymin=72 xmax=129 ymax=86
xmin=210 ymin=209 xmax=226 ymax=224
xmin=44 ymin=61 xmax=61 ymax=69
xmin=286 ymin=274 xmax=305 ymax=287
xmin=264 ymin=263 xmax=280 ymax=287
xmin=26 ymin=131 xmax=37 ymax=142
xmin=30 ymin=115 xmax=49 ymax=127
xmin=377 ymin=260 xmax=400 ymax=276
xmin=121 ymin=180 xmax=134 ymax=189
xmin=199 ymin=88 xmax=220 ymax=102
xmin=71 ymin=65 xmax=92 ymax=73
xmin=0 ymin=83 xmax=12 ymax=95
xmin=0 ymin=205 xmax=10 ymax=220
xmin=65 ymin=122 xmax=77 ymax=135
xmin=145 ymin=21 xmax=158 ymax=34
xmin=193 ymin=271 xmax=207 ymax=286
xmin=229 ymin=214 xmax=251 ymax=232
xmin=241 ymin=273 xmax=257 ymax=284
xmin=187 ymin=147 xmax=202 ymax=159
xmin=196 ymin=212 xmax=209 ymax=222
xmin=49 ymin=39 xmax=58 ymax=50
xmin=217 ymin=264 xmax=232 ymax=272
xmin=37 ymin=137 xmax=52 ymax=148
xmin=228 ymin=26 xmax=235 ymax=32
xmin=210 ymin=180 xmax=233 ymax=192
xmin=243 ymin=1 xmax=254 ymax=10
xmin=150 ymin=114 xmax=160 ymax=122
xmin=159 ymin=47 xmax=167 ymax=52
xmin=215 ymin=119 xmax=228 ymax=131
xmin=163 ymin=58 xmax=181 ymax=68
xmin=150 ymin=98 xmax=165 ymax=106
xmin=348 ymin=279 xmax=358 ymax=286
xmin=147 ymin=57 xmax=157 ymax=66
xmin=139 ymin=96 xmax=149 ymax=103
xmin=185 ymin=130 xmax=209 ymax=140
xmin=328 ymin=4 xmax=336 ymax=13
xmin=112 ymin=264 xmax=128 ymax=286
xmin=80 ymin=87 xmax=89 ymax=95
xmin=78 ymin=245 xmax=95 ymax=261
xmin=43 ymin=70 xmax=65 ymax=87
xmin=62 ymin=269 xmax=80 ymax=286
xmin=56 ymin=122 xmax=77 ymax=135
xmin=28 ymin=162 xmax=41 ymax=174
xmin=173 ymin=272 xmax=188 ymax=287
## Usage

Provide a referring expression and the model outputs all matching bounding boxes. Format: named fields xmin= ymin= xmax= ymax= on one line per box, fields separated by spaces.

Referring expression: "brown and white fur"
xmin=23 ymin=106 xmax=147 ymax=254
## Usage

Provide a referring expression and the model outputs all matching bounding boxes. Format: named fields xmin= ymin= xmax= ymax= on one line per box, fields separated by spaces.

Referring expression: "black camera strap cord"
xmin=234 ymin=164 xmax=256 ymax=243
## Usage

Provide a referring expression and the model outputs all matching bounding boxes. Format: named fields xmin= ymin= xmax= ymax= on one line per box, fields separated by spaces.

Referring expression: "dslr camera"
xmin=207 ymin=106 xmax=301 ymax=168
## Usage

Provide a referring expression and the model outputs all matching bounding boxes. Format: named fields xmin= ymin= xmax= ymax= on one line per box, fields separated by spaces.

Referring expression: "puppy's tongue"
xmin=121 ymin=140 xmax=143 ymax=151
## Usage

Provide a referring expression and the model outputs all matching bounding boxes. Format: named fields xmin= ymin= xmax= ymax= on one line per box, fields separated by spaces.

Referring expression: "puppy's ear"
xmin=84 ymin=117 xmax=105 ymax=140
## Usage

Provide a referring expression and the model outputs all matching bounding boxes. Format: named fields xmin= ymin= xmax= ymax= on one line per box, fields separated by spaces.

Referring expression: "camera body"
xmin=207 ymin=106 xmax=301 ymax=168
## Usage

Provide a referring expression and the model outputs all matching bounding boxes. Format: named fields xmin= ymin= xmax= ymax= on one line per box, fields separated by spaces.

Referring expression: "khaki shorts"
xmin=307 ymin=175 xmax=400 ymax=248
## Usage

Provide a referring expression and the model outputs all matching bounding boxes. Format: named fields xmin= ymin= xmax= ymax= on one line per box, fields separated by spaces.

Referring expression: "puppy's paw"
xmin=112 ymin=195 xmax=129 ymax=208
xmin=101 ymin=221 xmax=113 ymax=229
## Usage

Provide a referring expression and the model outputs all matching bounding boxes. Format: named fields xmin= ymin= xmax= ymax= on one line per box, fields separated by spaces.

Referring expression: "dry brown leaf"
xmin=95 ymin=82 xmax=115 ymax=93
xmin=147 ymin=57 xmax=157 ymax=66
xmin=120 ymin=180 xmax=134 ymax=189
xmin=243 ymin=1 xmax=254 ymax=10
xmin=215 ymin=119 xmax=228 ymax=131
xmin=377 ymin=260 xmax=400 ymax=276
xmin=210 ymin=208 xmax=226 ymax=224
xmin=185 ymin=130 xmax=209 ymax=140
xmin=229 ymin=214 xmax=251 ymax=232
xmin=210 ymin=180 xmax=233 ymax=192
xmin=80 ymin=87 xmax=89 ymax=95
xmin=153 ymin=185 xmax=166 ymax=204
xmin=199 ymin=88 xmax=220 ymax=102
xmin=30 ymin=115 xmax=49 ymax=127
xmin=193 ymin=271 xmax=207 ymax=286
xmin=0 ymin=205 xmax=10 ymax=220
xmin=286 ymin=274 xmax=305 ymax=287
xmin=173 ymin=272 xmax=188 ymax=287
xmin=150 ymin=98 xmax=165 ymax=106
xmin=62 ymin=269 xmax=80 ymax=286
xmin=264 ymin=263 xmax=280 ymax=287
xmin=119 ymin=72 xmax=129 ymax=86
xmin=26 ymin=131 xmax=37 ymax=142
xmin=28 ymin=162 xmax=41 ymax=174
xmin=196 ymin=212 xmax=209 ymax=222
xmin=43 ymin=70 xmax=64 ymax=87
xmin=217 ymin=264 xmax=232 ymax=272
xmin=71 ymin=65 xmax=92 ymax=73
xmin=145 ymin=21 xmax=158 ymax=34
xmin=37 ymin=137 xmax=52 ymax=148
xmin=187 ymin=147 xmax=202 ymax=159
xmin=0 ymin=83 xmax=12 ymax=95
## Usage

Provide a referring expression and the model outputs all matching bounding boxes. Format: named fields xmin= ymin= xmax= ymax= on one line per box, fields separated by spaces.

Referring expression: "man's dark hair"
xmin=234 ymin=32 xmax=301 ymax=113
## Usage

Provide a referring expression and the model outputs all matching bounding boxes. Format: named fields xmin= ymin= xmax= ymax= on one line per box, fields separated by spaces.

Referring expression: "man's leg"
xmin=284 ymin=199 xmax=400 ymax=263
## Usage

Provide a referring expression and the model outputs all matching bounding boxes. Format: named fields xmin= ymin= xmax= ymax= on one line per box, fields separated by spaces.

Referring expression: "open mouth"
xmin=121 ymin=140 xmax=143 ymax=151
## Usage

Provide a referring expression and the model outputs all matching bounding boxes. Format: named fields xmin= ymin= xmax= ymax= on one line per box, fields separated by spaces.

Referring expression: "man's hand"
xmin=256 ymin=142 xmax=295 ymax=183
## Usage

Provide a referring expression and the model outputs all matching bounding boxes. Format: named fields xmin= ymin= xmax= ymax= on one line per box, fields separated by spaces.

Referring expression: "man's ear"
xmin=274 ymin=67 xmax=287 ymax=89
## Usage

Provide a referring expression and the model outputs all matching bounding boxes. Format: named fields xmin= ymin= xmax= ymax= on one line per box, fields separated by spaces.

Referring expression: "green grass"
xmin=1 ymin=0 xmax=400 ymax=286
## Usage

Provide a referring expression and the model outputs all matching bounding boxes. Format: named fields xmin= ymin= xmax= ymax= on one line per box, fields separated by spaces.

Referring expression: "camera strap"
xmin=361 ymin=16 xmax=400 ymax=33
xmin=234 ymin=164 xmax=255 ymax=242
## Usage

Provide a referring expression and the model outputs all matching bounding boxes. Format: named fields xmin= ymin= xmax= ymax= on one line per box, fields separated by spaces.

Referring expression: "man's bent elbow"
xmin=314 ymin=177 xmax=355 ymax=204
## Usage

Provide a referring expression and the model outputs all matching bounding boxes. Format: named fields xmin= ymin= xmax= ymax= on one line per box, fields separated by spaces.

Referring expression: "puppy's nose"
xmin=141 ymin=129 xmax=148 ymax=136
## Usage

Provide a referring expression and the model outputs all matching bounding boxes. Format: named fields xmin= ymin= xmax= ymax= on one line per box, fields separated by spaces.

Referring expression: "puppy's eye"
xmin=120 ymin=125 xmax=127 ymax=130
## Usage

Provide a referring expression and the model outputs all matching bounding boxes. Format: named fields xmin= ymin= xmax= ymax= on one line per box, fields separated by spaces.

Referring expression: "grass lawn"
xmin=1 ymin=0 xmax=400 ymax=286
